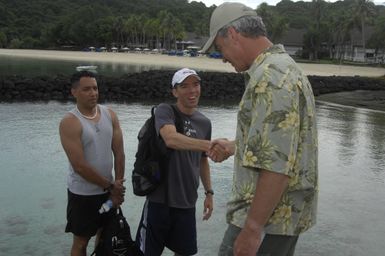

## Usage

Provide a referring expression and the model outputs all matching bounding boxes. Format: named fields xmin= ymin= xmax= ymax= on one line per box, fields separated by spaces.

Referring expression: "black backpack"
xmin=132 ymin=104 xmax=182 ymax=196
xmin=91 ymin=208 xmax=143 ymax=256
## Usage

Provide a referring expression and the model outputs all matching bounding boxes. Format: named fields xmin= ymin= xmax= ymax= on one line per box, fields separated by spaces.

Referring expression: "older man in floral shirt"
xmin=204 ymin=2 xmax=318 ymax=256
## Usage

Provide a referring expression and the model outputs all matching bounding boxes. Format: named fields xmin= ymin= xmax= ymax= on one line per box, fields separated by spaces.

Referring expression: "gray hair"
xmin=217 ymin=15 xmax=267 ymax=38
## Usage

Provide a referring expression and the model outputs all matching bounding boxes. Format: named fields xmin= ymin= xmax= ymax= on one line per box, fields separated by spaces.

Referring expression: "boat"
xmin=76 ymin=65 xmax=98 ymax=72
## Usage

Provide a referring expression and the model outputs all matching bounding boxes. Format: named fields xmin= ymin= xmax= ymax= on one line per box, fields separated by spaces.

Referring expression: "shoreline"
xmin=1 ymin=69 xmax=385 ymax=111
xmin=1 ymin=49 xmax=385 ymax=77
xmin=316 ymin=90 xmax=385 ymax=112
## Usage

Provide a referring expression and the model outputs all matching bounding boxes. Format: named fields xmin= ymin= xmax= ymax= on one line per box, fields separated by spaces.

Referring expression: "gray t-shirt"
xmin=147 ymin=103 xmax=211 ymax=208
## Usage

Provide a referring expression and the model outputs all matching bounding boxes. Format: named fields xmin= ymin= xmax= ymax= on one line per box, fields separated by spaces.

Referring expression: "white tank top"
xmin=67 ymin=104 xmax=114 ymax=195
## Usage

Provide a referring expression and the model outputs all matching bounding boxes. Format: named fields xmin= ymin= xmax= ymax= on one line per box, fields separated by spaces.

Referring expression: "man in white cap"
xmin=204 ymin=2 xmax=318 ymax=256
xmin=135 ymin=68 xmax=214 ymax=256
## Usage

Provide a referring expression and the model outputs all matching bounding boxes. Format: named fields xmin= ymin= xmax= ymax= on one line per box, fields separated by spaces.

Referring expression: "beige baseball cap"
xmin=201 ymin=2 xmax=258 ymax=53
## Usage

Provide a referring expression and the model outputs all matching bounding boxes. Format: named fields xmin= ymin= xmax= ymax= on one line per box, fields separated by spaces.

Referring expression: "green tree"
xmin=0 ymin=31 xmax=7 ymax=47
xmin=349 ymin=0 xmax=376 ymax=61
xmin=158 ymin=10 xmax=172 ymax=49
xmin=94 ymin=16 xmax=115 ymax=46
xmin=303 ymin=0 xmax=328 ymax=60
xmin=367 ymin=15 xmax=385 ymax=61
xmin=144 ymin=18 xmax=161 ymax=49
xmin=257 ymin=2 xmax=288 ymax=43
xmin=9 ymin=38 xmax=22 ymax=48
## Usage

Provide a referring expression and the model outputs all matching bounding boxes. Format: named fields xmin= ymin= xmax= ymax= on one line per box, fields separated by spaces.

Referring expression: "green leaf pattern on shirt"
xmin=226 ymin=45 xmax=318 ymax=236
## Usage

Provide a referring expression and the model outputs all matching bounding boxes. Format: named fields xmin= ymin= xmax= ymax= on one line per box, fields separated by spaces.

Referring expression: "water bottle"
xmin=99 ymin=199 xmax=113 ymax=214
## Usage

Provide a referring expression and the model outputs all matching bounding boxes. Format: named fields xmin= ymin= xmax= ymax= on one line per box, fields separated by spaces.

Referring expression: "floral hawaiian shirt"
xmin=226 ymin=44 xmax=318 ymax=235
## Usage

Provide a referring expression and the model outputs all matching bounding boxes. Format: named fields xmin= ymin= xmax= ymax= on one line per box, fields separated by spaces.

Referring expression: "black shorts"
xmin=136 ymin=200 xmax=197 ymax=256
xmin=65 ymin=190 xmax=111 ymax=237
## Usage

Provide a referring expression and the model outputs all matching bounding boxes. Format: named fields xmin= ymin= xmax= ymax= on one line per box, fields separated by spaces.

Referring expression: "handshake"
xmin=206 ymin=138 xmax=235 ymax=163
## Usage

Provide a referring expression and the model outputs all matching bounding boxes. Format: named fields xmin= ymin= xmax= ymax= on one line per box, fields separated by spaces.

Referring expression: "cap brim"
xmin=201 ymin=34 xmax=216 ymax=53
xmin=173 ymin=74 xmax=201 ymax=88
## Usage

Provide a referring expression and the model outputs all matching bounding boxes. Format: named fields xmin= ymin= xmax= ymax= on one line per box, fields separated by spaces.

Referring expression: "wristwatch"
xmin=205 ymin=189 xmax=214 ymax=196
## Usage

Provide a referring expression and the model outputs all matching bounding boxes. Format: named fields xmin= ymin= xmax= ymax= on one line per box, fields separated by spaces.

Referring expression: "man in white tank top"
xmin=59 ymin=71 xmax=125 ymax=256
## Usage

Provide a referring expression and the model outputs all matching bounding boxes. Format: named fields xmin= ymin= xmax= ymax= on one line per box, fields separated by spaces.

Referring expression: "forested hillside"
xmin=0 ymin=0 xmax=384 ymax=60
xmin=0 ymin=0 xmax=213 ymax=49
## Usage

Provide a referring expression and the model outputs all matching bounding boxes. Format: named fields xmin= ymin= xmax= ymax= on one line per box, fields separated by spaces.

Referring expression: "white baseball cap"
xmin=201 ymin=2 xmax=258 ymax=53
xmin=171 ymin=68 xmax=201 ymax=88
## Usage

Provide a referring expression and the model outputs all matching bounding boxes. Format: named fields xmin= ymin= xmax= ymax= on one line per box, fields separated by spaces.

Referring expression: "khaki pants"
xmin=218 ymin=224 xmax=299 ymax=256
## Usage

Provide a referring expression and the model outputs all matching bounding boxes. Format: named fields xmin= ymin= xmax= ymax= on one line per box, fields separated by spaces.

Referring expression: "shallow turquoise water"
xmin=0 ymin=101 xmax=385 ymax=255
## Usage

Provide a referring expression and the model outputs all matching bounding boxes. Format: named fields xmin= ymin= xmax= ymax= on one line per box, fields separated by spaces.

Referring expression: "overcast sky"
xmin=193 ymin=0 xmax=383 ymax=8
xmin=193 ymin=0 xmax=328 ymax=8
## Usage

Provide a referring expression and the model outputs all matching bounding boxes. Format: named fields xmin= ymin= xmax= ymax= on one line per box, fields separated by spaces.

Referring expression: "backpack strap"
xmin=170 ymin=104 xmax=183 ymax=133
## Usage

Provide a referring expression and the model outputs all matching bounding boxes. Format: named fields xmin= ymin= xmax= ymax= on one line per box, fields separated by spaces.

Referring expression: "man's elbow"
xmin=162 ymin=134 xmax=178 ymax=149
xmin=71 ymin=161 xmax=87 ymax=175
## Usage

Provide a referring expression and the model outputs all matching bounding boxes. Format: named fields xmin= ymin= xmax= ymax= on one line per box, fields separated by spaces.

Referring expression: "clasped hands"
xmin=110 ymin=179 xmax=126 ymax=207
xmin=207 ymin=138 xmax=234 ymax=163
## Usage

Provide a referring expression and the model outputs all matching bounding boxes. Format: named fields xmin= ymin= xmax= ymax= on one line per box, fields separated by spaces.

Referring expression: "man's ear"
xmin=172 ymin=88 xmax=178 ymax=98
xmin=227 ymin=27 xmax=239 ymax=41
xmin=71 ymin=88 xmax=76 ymax=97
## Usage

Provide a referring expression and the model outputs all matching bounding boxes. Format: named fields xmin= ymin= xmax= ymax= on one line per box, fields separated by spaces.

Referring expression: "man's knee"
xmin=71 ymin=235 xmax=91 ymax=256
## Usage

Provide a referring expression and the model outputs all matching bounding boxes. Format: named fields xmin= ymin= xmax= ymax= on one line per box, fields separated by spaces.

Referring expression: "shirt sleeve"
xmin=154 ymin=103 xmax=175 ymax=135
xmin=241 ymin=66 xmax=301 ymax=176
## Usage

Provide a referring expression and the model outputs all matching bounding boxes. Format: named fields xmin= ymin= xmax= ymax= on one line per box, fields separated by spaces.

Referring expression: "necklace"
xmin=76 ymin=106 xmax=98 ymax=120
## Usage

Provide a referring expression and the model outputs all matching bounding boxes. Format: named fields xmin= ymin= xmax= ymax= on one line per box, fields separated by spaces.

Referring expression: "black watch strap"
xmin=205 ymin=189 xmax=214 ymax=196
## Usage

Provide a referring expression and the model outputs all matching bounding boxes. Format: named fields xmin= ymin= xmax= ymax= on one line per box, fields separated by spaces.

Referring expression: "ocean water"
xmin=0 ymin=101 xmax=385 ymax=255
xmin=0 ymin=54 xmax=173 ymax=77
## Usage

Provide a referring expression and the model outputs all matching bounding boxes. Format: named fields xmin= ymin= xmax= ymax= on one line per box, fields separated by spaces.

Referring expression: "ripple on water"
xmin=43 ymin=224 xmax=64 ymax=236
xmin=22 ymin=244 xmax=38 ymax=256
xmin=3 ymin=215 xmax=29 ymax=236
xmin=40 ymin=197 xmax=55 ymax=209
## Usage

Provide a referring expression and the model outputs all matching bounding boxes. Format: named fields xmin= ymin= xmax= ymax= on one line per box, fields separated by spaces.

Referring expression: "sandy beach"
xmin=1 ymin=49 xmax=384 ymax=77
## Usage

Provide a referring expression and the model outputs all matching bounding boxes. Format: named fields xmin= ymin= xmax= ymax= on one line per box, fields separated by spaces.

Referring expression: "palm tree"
xmin=257 ymin=2 xmax=288 ymax=43
xmin=157 ymin=10 xmax=172 ymax=49
xmin=269 ymin=16 xmax=288 ymax=43
xmin=304 ymin=0 xmax=327 ymax=60
xmin=257 ymin=2 xmax=274 ymax=39
xmin=144 ymin=18 xmax=160 ymax=49
xmin=336 ymin=13 xmax=355 ymax=62
xmin=367 ymin=15 xmax=385 ymax=62
xmin=124 ymin=15 xmax=141 ymax=47
xmin=349 ymin=0 xmax=376 ymax=62
xmin=0 ymin=30 xmax=8 ymax=48
xmin=169 ymin=16 xmax=185 ymax=50
xmin=112 ymin=16 xmax=125 ymax=47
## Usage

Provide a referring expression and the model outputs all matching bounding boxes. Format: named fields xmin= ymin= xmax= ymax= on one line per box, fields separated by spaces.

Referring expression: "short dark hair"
xmin=70 ymin=71 xmax=97 ymax=88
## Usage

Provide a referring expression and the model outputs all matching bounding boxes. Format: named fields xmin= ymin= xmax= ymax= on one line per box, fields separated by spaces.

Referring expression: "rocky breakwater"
xmin=0 ymin=70 xmax=384 ymax=102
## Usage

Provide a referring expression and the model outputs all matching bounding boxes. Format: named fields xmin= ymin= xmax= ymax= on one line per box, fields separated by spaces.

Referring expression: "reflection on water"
xmin=0 ymin=101 xmax=385 ymax=255
xmin=298 ymin=101 xmax=385 ymax=256
xmin=0 ymin=55 xmax=172 ymax=77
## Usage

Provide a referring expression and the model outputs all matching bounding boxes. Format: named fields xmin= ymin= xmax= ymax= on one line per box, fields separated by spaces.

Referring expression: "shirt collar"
xmin=245 ymin=44 xmax=285 ymax=79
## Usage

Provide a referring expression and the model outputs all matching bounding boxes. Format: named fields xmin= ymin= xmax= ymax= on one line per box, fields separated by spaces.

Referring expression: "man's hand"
xmin=202 ymin=194 xmax=213 ymax=220
xmin=208 ymin=138 xmax=234 ymax=162
xmin=233 ymin=224 xmax=264 ymax=256
xmin=110 ymin=179 xmax=126 ymax=206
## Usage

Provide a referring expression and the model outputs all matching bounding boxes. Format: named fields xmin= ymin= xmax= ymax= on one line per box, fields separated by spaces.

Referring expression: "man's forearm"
xmin=200 ymin=158 xmax=212 ymax=191
xmin=165 ymin=132 xmax=210 ymax=152
xmin=245 ymin=169 xmax=289 ymax=232
xmin=73 ymin=163 xmax=112 ymax=189
xmin=114 ymin=153 xmax=125 ymax=180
